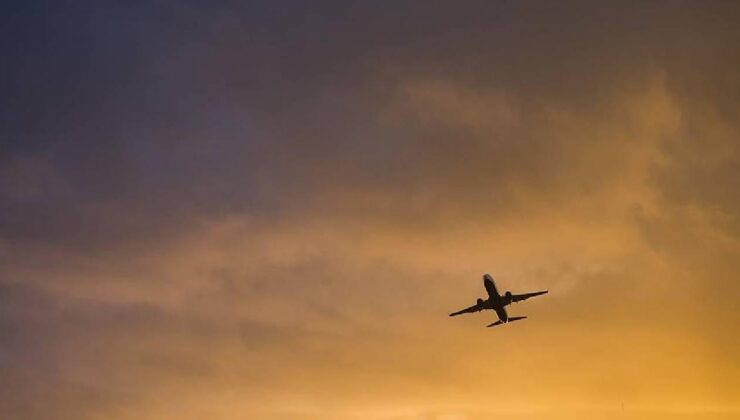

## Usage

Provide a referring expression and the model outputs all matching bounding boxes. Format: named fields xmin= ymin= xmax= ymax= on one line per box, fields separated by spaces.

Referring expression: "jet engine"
xmin=476 ymin=298 xmax=484 ymax=306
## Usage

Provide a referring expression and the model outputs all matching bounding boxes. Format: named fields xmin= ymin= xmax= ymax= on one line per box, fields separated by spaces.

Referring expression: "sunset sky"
xmin=1 ymin=2 xmax=739 ymax=419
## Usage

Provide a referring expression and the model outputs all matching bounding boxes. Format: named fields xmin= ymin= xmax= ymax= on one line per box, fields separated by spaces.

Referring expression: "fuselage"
xmin=480 ymin=295 xmax=512 ymax=322
xmin=482 ymin=293 xmax=513 ymax=309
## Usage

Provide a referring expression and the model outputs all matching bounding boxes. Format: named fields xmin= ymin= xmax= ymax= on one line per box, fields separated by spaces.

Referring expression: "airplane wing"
xmin=483 ymin=274 xmax=500 ymax=298
xmin=511 ymin=290 xmax=548 ymax=303
xmin=449 ymin=302 xmax=482 ymax=317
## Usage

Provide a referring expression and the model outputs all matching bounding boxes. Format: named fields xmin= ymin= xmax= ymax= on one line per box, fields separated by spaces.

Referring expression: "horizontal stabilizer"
xmin=486 ymin=316 xmax=528 ymax=328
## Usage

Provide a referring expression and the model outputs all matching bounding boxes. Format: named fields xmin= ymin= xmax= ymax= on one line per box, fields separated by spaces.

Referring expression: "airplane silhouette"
xmin=449 ymin=274 xmax=548 ymax=327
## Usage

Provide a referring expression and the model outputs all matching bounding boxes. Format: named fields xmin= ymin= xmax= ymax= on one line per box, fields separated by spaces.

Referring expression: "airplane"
xmin=449 ymin=274 xmax=548 ymax=327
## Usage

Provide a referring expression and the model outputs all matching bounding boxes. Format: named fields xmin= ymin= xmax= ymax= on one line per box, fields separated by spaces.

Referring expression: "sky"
xmin=1 ymin=1 xmax=739 ymax=419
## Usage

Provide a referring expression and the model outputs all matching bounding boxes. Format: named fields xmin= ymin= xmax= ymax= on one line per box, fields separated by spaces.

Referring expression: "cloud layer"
xmin=1 ymin=2 xmax=739 ymax=419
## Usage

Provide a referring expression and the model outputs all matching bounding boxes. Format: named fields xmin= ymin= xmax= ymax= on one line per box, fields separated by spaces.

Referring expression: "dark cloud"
xmin=3 ymin=1 xmax=739 ymax=247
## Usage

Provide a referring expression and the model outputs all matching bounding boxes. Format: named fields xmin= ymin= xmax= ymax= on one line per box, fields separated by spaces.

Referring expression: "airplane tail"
xmin=486 ymin=316 xmax=527 ymax=328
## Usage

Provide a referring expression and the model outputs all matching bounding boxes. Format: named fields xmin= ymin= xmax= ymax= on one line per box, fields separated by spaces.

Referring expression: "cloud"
xmin=1 ymin=1 xmax=739 ymax=419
